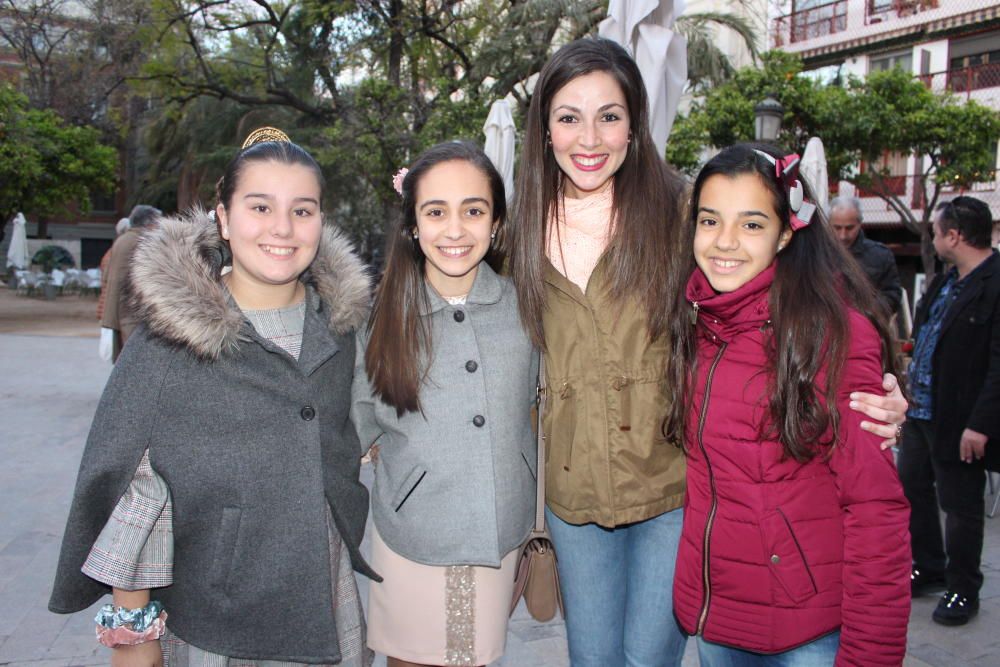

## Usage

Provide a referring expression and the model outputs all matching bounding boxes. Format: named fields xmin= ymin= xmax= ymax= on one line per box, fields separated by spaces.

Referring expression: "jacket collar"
xmin=686 ymin=263 xmax=775 ymax=341
xmin=130 ymin=208 xmax=371 ymax=360
xmin=423 ymin=261 xmax=503 ymax=314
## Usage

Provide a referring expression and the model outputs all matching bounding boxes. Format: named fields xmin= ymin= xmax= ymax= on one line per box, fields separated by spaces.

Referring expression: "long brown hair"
xmin=365 ymin=141 xmax=507 ymax=416
xmin=663 ymin=143 xmax=900 ymax=461
xmin=508 ymin=37 xmax=688 ymax=347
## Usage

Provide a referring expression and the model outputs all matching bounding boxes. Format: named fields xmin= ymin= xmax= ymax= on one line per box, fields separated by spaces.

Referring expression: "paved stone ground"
xmin=1 ymin=328 xmax=999 ymax=666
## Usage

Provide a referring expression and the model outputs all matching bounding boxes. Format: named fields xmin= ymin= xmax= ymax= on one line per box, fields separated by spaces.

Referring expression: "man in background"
xmin=101 ymin=204 xmax=161 ymax=361
xmin=829 ymin=196 xmax=902 ymax=318
xmin=898 ymin=195 xmax=999 ymax=626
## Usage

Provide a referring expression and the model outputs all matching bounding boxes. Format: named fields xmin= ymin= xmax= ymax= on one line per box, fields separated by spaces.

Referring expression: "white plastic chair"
xmin=15 ymin=270 xmax=38 ymax=296
xmin=85 ymin=268 xmax=102 ymax=294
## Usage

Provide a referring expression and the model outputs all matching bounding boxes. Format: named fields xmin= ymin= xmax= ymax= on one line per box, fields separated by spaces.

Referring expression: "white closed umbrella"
xmin=483 ymin=99 xmax=517 ymax=203
xmin=800 ymin=137 xmax=829 ymax=212
xmin=599 ymin=0 xmax=688 ymax=158
xmin=6 ymin=212 xmax=29 ymax=270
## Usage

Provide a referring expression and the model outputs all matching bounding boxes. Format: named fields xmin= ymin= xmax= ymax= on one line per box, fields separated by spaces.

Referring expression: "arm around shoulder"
xmin=830 ymin=312 xmax=911 ymax=666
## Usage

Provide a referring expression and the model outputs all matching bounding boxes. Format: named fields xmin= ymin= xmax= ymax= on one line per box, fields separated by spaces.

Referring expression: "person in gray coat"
xmin=50 ymin=132 xmax=377 ymax=666
xmin=351 ymin=141 xmax=537 ymax=667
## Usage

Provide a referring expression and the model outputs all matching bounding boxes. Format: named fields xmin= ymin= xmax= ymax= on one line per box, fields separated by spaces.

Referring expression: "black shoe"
xmin=911 ymin=567 xmax=947 ymax=597
xmin=932 ymin=591 xmax=979 ymax=626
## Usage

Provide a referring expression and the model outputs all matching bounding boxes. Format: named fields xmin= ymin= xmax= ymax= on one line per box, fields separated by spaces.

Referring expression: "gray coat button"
xmin=453 ymin=310 xmax=465 ymax=322
xmin=301 ymin=406 xmax=316 ymax=421
xmin=473 ymin=415 xmax=485 ymax=427
xmin=466 ymin=360 xmax=478 ymax=373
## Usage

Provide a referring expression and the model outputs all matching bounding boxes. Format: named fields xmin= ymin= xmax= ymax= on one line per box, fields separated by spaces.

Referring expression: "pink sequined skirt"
xmin=366 ymin=527 xmax=518 ymax=666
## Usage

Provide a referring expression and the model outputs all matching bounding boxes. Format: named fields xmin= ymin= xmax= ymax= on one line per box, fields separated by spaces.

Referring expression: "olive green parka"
xmin=541 ymin=259 xmax=686 ymax=527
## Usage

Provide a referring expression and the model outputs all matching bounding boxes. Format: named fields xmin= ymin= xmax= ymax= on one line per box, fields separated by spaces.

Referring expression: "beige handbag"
xmin=509 ymin=357 xmax=564 ymax=622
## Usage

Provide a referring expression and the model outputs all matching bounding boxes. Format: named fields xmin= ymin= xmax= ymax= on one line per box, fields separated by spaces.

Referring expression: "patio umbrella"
xmin=6 ymin=212 xmax=29 ymax=270
xmin=800 ymin=137 xmax=830 ymax=212
xmin=483 ymin=99 xmax=516 ymax=202
xmin=599 ymin=0 xmax=688 ymax=158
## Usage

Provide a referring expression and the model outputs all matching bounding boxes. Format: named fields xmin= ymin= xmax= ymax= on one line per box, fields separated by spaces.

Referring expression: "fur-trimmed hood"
xmin=129 ymin=208 xmax=371 ymax=360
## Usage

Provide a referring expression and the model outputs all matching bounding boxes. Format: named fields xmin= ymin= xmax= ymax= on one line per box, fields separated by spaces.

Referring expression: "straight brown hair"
xmin=365 ymin=141 xmax=507 ymax=416
xmin=509 ymin=37 xmax=688 ymax=347
xmin=663 ymin=143 xmax=901 ymax=461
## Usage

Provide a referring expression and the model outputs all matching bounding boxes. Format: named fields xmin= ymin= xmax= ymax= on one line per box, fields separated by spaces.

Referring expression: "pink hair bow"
xmin=755 ymin=150 xmax=816 ymax=231
xmin=392 ymin=168 xmax=409 ymax=196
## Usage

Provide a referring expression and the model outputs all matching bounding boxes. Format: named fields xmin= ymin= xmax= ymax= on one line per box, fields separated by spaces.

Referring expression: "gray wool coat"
xmin=49 ymin=211 xmax=377 ymax=665
xmin=351 ymin=263 xmax=538 ymax=567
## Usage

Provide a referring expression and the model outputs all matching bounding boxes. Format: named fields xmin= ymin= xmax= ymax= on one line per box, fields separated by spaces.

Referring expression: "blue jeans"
xmin=546 ymin=506 xmax=687 ymax=667
xmin=696 ymin=631 xmax=840 ymax=666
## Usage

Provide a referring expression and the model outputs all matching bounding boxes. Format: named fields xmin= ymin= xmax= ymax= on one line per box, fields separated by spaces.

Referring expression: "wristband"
xmin=94 ymin=601 xmax=167 ymax=648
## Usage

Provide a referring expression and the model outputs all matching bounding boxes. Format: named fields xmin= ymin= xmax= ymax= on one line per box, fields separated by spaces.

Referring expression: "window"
xmin=871 ymin=50 xmax=913 ymax=74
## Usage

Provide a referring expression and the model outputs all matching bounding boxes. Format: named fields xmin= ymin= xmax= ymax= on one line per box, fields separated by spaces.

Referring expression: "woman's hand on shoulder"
xmin=849 ymin=373 xmax=907 ymax=450
xmin=111 ymin=640 xmax=162 ymax=667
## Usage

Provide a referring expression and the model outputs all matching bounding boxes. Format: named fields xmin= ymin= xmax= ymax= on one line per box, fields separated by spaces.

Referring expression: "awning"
xmin=797 ymin=5 xmax=1000 ymax=63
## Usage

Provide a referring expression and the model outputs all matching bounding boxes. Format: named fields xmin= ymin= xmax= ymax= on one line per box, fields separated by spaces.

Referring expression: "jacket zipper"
xmin=696 ymin=342 xmax=728 ymax=636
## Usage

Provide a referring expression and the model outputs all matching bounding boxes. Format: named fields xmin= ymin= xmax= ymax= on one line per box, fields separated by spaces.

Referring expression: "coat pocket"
xmin=208 ymin=506 xmax=243 ymax=594
xmin=392 ymin=467 xmax=427 ymax=513
xmin=759 ymin=509 xmax=819 ymax=604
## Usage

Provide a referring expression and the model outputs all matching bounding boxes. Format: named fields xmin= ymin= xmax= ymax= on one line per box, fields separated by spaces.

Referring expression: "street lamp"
xmin=754 ymin=96 xmax=784 ymax=142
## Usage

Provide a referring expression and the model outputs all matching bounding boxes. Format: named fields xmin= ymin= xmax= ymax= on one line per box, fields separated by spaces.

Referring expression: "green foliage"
xmin=31 ymin=245 xmax=75 ymax=272
xmin=0 ymin=84 xmax=118 ymax=227
xmin=668 ymin=55 xmax=1000 ymax=273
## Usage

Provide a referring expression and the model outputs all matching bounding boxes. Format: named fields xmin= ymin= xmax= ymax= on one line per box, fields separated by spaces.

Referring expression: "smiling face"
xmin=216 ymin=160 xmax=322 ymax=308
xmin=415 ymin=159 xmax=496 ymax=297
xmin=547 ymin=70 xmax=630 ymax=199
xmin=693 ymin=173 xmax=792 ymax=293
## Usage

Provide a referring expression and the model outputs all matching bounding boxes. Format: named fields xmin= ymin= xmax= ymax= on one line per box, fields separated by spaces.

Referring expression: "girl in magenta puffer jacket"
xmin=663 ymin=144 xmax=911 ymax=666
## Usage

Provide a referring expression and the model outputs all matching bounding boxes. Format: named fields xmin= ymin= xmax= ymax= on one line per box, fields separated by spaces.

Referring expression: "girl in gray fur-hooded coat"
xmin=49 ymin=136 xmax=378 ymax=667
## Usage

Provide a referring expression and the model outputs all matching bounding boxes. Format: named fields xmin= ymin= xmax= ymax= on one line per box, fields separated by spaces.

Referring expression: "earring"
xmin=490 ymin=230 xmax=497 ymax=241
xmin=412 ymin=230 xmax=419 ymax=240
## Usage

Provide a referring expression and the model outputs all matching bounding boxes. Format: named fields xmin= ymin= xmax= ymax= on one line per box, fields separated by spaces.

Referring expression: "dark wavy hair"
xmin=365 ymin=140 xmax=507 ymax=416
xmin=508 ymin=37 xmax=688 ymax=347
xmin=663 ymin=143 xmax=900 ymax=462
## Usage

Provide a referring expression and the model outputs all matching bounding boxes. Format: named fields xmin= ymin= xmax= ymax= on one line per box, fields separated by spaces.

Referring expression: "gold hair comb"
xmin=241 ymin=126 xmax=291 ymax=149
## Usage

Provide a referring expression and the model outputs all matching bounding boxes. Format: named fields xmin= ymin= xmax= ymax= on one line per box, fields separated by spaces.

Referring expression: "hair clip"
xmin=754 ymin=149 xmax=814 ymax=231
xmin=241 ymin=127 xmax=291 ymax=149
xmin=392 ymin=167 xmax=409 ymax=196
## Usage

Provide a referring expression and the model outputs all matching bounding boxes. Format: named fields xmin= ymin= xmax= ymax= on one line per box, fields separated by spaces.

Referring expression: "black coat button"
xmin=472 ymin=415 xmax=485 ymax=427
xmin=453 ymin=310 xmax=465 ymax=322
xmin=300 ymin=406 xmax=316 ymax=421
xmin=465 ymin=360 xmax=478 ymax=373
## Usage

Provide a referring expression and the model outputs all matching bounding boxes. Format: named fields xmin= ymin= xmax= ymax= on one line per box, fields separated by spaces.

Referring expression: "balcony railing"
xmin=773 ymin=0 xmax=847 ymax=46
xmin=865 ymin=0 xmax=940 ymax=25
xmin=919 ymin=62 xmax=1000 ymax=98
xmin=854 ymin=171 xmax=998 ymax=210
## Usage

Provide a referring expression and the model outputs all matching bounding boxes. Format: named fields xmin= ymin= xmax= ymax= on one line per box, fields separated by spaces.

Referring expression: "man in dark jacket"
xmin=830 ymin=196 xmax=902 ymax=317
xmin=898 ymin=195 xmax=1000 ymax=627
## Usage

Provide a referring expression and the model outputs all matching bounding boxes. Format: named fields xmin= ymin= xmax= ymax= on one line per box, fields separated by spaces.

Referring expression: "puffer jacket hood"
xmin=129 ymin=208 xmax=370 ymax=360
xmin=673 ymin=266 xmax=911 ymax=666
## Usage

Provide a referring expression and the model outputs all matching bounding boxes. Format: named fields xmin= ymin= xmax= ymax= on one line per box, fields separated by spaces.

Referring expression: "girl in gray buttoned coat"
xmin=352 ymin=142 xmax=537 ymax=667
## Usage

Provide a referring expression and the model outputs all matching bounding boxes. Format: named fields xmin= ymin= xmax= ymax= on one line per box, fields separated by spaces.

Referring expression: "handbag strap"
xmin=535 ymin=353 xmax=547 ymax=532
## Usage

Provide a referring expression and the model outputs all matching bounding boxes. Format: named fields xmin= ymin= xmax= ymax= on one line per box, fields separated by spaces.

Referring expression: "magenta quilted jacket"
xmin=672 ymin=265 xmax=911 ymax=666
